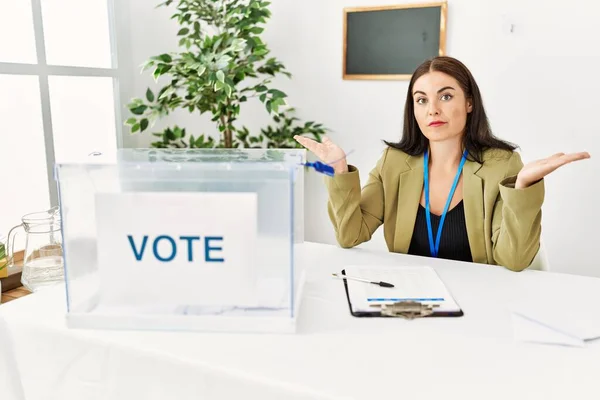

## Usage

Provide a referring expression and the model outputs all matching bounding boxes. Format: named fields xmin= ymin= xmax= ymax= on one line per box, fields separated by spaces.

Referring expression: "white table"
xmin=1 ymin=242 xmax=599 ymax=400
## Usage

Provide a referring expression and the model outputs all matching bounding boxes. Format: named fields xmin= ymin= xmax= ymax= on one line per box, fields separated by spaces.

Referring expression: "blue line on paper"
xmin=367 ymin=298 xmax=445 ymax=302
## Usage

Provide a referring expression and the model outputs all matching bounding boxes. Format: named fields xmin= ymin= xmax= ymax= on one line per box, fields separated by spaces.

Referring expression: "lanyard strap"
xmin=424 ymin=150 xmax=468 ymax=257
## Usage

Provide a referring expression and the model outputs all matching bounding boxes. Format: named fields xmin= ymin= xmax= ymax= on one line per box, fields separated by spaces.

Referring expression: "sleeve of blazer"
xmin=491 ymin=151 xmax=545 ymax=271
xmin=324 ymin=148 xmax=389 ymax=248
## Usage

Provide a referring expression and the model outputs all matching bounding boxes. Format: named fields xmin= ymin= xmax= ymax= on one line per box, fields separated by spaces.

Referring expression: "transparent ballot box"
xmin=55 ymin=148 xmax=306 ymax=333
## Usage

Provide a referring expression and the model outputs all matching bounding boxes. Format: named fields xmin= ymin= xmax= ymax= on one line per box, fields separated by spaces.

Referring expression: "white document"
xmin=344 ymin=265 xmax=461 ymax=313
xmin=510 ymin=298 xmax=600 ymax=347
xmin=95 ymin=191 xmax=258 ymax=308
xmin=511 ymin=313 xmax=586 ymax=348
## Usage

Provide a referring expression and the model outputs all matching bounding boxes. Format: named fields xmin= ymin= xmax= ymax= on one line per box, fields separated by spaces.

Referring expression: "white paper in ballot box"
xmin=94 ymin=191 xmax=260 ymax=308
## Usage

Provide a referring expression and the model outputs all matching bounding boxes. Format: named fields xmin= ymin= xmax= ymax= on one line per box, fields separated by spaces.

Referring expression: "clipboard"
xmin=340 ymin=266 xmax=464 ymax=319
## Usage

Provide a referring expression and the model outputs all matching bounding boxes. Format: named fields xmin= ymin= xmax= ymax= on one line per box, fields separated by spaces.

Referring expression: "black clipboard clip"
xmin=370 ymin=300 xmax=440 ymax=319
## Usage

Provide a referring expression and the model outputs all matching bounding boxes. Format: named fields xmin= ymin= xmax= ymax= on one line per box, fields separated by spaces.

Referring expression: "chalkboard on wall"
xmin=343 ymin=2 xmax=447 ymax=80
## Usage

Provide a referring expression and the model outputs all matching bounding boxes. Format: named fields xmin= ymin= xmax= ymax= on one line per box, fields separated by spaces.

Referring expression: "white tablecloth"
xmin=1 ymin=242 xmax=600 ymax=400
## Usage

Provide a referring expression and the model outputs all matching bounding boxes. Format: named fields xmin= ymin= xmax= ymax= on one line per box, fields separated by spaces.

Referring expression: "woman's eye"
xmin=441 ymin=94 xmax=453 ymax=101
xmin=416 ymin=98 xmax=427 ymax=104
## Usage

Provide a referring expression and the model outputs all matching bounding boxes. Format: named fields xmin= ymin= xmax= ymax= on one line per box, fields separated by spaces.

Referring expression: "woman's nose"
xmin=428 ymin=101 xmax=441 ymax=116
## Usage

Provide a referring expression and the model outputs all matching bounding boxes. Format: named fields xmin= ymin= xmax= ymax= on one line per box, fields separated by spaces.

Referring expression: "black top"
xmin=408 ymin=200 xmax=473 ymax=262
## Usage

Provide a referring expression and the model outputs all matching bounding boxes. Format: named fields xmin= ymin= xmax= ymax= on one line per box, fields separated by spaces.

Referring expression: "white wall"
xmin=121 ymin=0 xmax=600 ymax=277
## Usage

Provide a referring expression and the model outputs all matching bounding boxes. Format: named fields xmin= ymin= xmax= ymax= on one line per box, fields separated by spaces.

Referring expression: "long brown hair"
xmin=385 ymin=56 xmax=517 ymax=163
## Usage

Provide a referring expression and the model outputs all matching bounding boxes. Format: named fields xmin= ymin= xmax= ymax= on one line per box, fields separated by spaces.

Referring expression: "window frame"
xmin=0 ymin=0 xmax=129 ymax=206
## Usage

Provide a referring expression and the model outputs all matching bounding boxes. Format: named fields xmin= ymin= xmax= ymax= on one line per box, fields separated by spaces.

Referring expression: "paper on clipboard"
xmin=344 ymin=265 xmax=461 ymax=313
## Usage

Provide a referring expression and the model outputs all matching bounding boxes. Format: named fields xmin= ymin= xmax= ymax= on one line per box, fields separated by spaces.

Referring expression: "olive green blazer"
xmin=324 ymin=147 xmax=545 ymax=271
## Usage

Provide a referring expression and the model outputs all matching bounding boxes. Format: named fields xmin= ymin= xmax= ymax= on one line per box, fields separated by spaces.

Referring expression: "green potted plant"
xmin=125 ymin=0 xmax=328 ymax=149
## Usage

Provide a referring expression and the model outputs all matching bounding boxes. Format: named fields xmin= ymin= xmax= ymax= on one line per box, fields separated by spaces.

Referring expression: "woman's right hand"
xmin=293 ymin=135 xmax=348 ymax=174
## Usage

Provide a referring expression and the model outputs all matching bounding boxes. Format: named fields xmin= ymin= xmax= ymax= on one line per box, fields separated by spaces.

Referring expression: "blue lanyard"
xmin=423 ymin=149 xmax=468 ymax=257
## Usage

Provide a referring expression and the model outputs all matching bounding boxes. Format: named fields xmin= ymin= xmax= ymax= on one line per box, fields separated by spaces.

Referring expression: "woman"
xmin=294 ymin=56 xmax=590 ymax=271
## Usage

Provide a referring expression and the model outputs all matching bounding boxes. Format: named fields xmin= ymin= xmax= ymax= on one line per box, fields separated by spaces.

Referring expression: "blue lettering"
xmin=179 ymin=236 xmax=200 ymax=261
xmin=128 ymin=235 xmax=148 ymax=261
xmin=153 ymin=235 xmax=177 ymax=262
xmin=128 ymin=235 xmax=224 ymax=263
xmin=205 ymin=236 xmax=224 ymax=262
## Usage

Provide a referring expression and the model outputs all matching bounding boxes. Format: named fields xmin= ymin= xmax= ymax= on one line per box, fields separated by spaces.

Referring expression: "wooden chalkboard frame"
xmin=343 ymin=2 xmax=448 ymax=80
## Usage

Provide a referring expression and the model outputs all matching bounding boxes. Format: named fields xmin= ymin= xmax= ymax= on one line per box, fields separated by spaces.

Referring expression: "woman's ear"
xmin=466 ymin=98 xmax=473 ymax=113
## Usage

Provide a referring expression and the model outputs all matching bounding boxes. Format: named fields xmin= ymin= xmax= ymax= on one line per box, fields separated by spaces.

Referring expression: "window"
xmin=0 ymin=0 xmax=122 ymax=235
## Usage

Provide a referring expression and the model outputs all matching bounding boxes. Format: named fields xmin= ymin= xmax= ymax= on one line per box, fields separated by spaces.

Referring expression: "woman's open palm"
xmin=294 ymin=135 xmax=348 ymax=173
xmin=516 ymin=152 xmax=591 ymax=189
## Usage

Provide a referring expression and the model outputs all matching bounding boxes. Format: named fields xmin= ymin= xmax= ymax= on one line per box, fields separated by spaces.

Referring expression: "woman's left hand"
xmin=515 ymin=152 xmax=591 ymax=189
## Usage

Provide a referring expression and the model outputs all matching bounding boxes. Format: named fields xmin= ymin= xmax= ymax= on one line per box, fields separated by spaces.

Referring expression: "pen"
xmin=331 ymin=273 xmax=395 ymax=288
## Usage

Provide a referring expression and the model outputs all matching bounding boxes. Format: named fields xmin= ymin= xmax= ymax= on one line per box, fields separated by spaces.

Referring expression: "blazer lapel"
xmin=463 ymin=159 xmax=488 ymax=264
xmin=393 ymin=154 xmax=424 ymax=253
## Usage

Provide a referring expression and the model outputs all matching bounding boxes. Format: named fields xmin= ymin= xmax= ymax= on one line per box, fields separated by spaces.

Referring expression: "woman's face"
xmin=412 ymin=71 xmax=472 ymax=144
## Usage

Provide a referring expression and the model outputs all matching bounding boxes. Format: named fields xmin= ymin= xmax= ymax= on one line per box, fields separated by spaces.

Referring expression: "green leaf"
xmin=194 ymin=21 xmax=200 ymax=32
xmin=153 ymin=67 xmax=163 ymax=81
xmin=216 ymin=70 xmax=225 ymax=83
xmin=259 ymin=93 xmax=266 ymax=102
xmin=234 ymin=71 xmax=246 ymax=82
xmin=140 ymin=118 xmax=149 ymax=132
xmin=212 ymin=37 xmax=223 ymax=51
xmin=271 ymin=97 xmax=286 ymax=113
xmin=268 ymin=89 xmax=286 ymax=99
xmin=158 ymin=54 xmax=172 ymax=63
xmin=215 ymin=55 xmax=232 ymax=69
xmin=146 ymin=88 xmax=155 ymax=102
xmin=131 ymin=123 xmax=140 ymax=133
xmin=197 ymin=65 xmax=206 ymax=76
xmin=130 ymin=97 xmax=144 ymax=106
xmin=140 ymin=59 xmax=155 ymax=72
xmin=253 ymin=48 xmax=268 ymax=57
xmin=158 ymin=87 xmax=176 ymax=100
xmin=255 ymin=85 xmax=268 ymax=92
xmin=178 ymin=28 xmax=189 ymax=36
xmin=165 ymin=128 xmax=175 ymax=140
xmin=250 ymin=27 xmax=264 ymax=34
xmin=168 ymin=97 xmax=182 ymax=108
xmin=125 ymin=117 xmax=137 ymax=125
xmin=224 ymin=84 xmax=232 ymax=97
xmin=214 ymin=81 xmax=225 ymax=91
xmin=149 ymin=111 xmax=159 ymax=125
xmin=130 ymin=105 xmax=147 ymax=115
